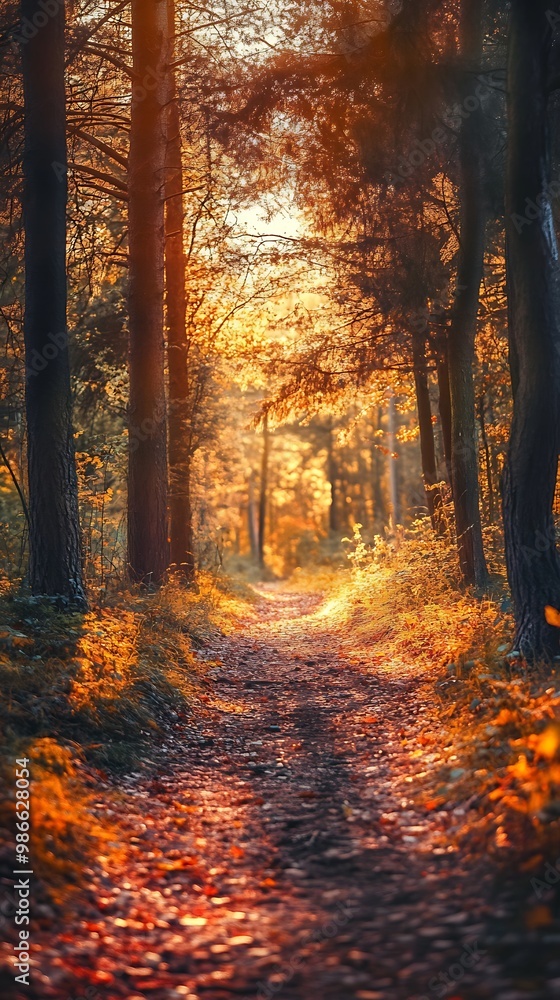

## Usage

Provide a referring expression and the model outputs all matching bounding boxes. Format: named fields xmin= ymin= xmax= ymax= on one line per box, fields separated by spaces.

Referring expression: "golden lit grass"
xmin=298 ymin=519 xmax=512 ymax=671
xmin=1 ymin=738 xmax=125 ymax=903
xmin=286 ymin=566 xmax=345 ymax=595
xmin=0 ymin=574 xmax=254 ymax=902
xmin=0 ymin=572 xmax=250 ymax=764
xmin=191 ymin=570 xmax=260 ymax=632
xmin=306 ymin=519 xmax=560 ymax=858
xmin=431 ymin=664 xmax=560 ymax=860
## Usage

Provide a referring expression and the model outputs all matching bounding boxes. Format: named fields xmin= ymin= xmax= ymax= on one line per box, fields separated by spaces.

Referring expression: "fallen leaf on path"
xmin=157 ymin=857 xmax=196 ymax=871
xmin=526 ymin=906 xmax=553 ymax=930
xmin=424 ymin=797 xmax=445 ymax=811
xmin=545 ymin=605 xmax=560 ymax=627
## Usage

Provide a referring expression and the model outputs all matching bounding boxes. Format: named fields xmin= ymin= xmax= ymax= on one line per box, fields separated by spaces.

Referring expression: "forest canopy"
xmin=0 ymin=0 xmax=559 ymax=663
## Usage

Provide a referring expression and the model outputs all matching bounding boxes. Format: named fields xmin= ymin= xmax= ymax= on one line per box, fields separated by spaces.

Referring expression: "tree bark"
xmin=371 ymin=407 xmax=386 ymax=528
xmin=258 ymin=415 xmax=270 ymax=569
xmin=387 ymin=393 xmax=400 ymax=527
xmin=326 ymin=423 xmax=339 ymax=534
xmin=502 ymin=0 xmax=560 ymax=661
xmin=21 ymin=0 xmax=85 ymax=605
xmin=412 ymin=332 xmax=444 ymax=531
xmin=127 ymin=0 xmax=169 ymax=584
xmin=446 ymin=0 xmax=489 ymax=588
xmin=478 ymin=392 xmax=496 ymax=523
xmin=354 ymin=427 xmax=369 ymax=529
xmin=248 ymin=474 xmax=259 ymax=560
xmin=164 ymin=0 xmax=195 ymax=583
xmin=437 ymin=350 xmax=453 ymax=492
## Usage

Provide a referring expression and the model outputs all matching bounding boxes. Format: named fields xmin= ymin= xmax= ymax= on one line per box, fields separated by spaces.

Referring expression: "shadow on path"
xmin=12 ymin=585 xmax=560 ymax=1000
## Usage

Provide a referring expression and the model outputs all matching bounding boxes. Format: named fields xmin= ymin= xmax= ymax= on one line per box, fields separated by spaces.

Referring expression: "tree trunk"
xmin=371 ymin=407 xmax=386 ymax=528
xmin=354 ymin=428 xmax=369 ymax=529
xmin=21 ymin=0 xmax=85 ymax=605
xmin=164 ymin=0 xmax=195 ymax=583
xmin=412 ymin=332 xmax=444 ymax=531
xmin=387 ymin=393 xmax=400 ymax=526
xmin=502 ymin=0 xmax=560 ymax=661
xmin=437 ymin=350 xmax=453 ymax=491
xmin=326 ymin=423 xmax=339 ymax=534
xmin=478 ymin=392 xmax=496 ymax=523
xmin=446 ymin=0 xmax=489 ymax=588
xmin=248 ymin=474 xmax=259 ymax=560
xmin=258 ymin=415 xmax=269 ymax=569
xmin=127 ymin=0 xmax=169 ymax=584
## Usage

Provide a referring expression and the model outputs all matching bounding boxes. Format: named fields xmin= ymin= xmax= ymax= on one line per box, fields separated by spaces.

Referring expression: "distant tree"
xmin=325 ymin=420 xmax=340 ymax=535
xmin=164 ymin=0 xmax=195 ymax=583
xmin=127 ymin=0 xmax=169 ymax=584
xmin=446 ymin=0 xmax=489 ymax=588
xmin=258 ymin=413 xmax=270 ymax=568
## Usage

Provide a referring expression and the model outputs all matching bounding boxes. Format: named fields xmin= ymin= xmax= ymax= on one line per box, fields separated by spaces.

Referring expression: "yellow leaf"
xmin=508 ymin=754 xmax=531 ymax=780
xmin=536 ymin=724 xmax=560 ymax=760
xmin=493 ymin=708 xmax=515 ymax=726
xmin=489 ymin=787 xmax=505 ymax=801
xmin=545 ymin=605 xmax=560 ymax=627
xmin=500 ymin=793 xmax=527 ymax=813
xmin=156 ymin=856 xmax=196 ymax=871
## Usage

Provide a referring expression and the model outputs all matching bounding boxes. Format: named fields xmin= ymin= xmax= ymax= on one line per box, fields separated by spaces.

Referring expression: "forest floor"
xmin=2 ymin=582 xmax=560 ymax=1000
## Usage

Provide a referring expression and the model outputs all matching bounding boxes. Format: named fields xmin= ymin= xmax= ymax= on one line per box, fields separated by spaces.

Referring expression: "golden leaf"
xmin=507 ymin=754 xmax=531 ymax=780
xmin=536 ymin=724 xmax=560 ymax=760
xmin=544 ymin=605 xmax=560 ymax=627
xmin=493 ymin=708 xmax=516 ymax=727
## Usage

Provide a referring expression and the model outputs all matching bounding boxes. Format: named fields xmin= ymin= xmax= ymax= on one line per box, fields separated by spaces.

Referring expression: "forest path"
xmin=26 ymin=586 xmax=556 ymax=1000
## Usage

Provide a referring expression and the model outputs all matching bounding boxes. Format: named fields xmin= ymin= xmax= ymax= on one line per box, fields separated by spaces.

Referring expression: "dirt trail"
xmin=15 ymin=587 xmax=560 ymax=999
